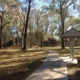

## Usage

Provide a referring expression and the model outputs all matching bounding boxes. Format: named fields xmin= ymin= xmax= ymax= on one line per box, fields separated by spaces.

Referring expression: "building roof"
xmin=61 ymin=28 xmax=80 ymax=38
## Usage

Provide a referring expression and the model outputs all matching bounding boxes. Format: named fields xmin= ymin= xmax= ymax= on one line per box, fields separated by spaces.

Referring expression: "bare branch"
xmin=2 ymin=22 xmax=10 ymax=29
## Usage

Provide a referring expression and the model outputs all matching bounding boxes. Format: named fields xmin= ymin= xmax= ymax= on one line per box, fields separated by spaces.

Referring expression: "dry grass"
xmin=58 ymin=46 xmax=80 ymax=58
xmin=0 ymin=47 xmax=48 ymax=80
xmin=1 ymin=46 xmax=80 ymax=80
xmin=44 ymin=46 xmax=61 ymax=50
xmin=67 ymin=64 xmax=80 ymax=80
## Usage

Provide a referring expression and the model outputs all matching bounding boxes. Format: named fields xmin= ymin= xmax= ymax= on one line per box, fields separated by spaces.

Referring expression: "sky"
xmin=35 ymin=0 xmax=49 ymax=7
xmin=18 ymin=0 xmax=49 ymax=10
xmin=72 ymin=0 xmax=80 ymax=17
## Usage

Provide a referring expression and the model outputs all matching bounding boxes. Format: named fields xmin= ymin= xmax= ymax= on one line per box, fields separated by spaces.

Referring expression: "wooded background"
xmin=0 ymin=0 xmax=80 ymax=50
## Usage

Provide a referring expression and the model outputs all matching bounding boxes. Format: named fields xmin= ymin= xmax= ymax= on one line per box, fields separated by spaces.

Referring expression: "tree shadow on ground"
xmin=67 ymin=64 xmax=80 ymax=80
xmin=0 ymin=57 xmax=45 ymax=80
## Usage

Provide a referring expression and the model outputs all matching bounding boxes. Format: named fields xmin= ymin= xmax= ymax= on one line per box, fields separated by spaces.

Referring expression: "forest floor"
xmin=0 ymin=47 xmax=49 ymax=80
xmin=0 ymin=46 xmax=80 ymax=80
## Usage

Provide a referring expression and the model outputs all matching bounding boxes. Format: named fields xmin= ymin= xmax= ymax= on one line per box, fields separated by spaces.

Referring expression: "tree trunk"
xmin=0 ymin=16 xmax=3 ymax=49
xmin=60 ymin=0 xmax=65 ymax=49
xmin=21 ymin=29 xmax=24 ymax=49
xmin=61 ymin=22 xmax=65 ymax=49
xmin=4 ymin=36 xmax=7 ymax=48
xmin=0 ymin=35 xmax=2 ymax=48
xmin=13 ymin=37 xmax=15 ymax=46
xmin=40 ymin=32 xmax=43 ymax=48
xmin=23 ymin=1 xmax=31 ymax=50
xmin=21 ymin=36 xmax=24 ymax=48
xmin=61 ymin=38 xmax=65 ymax=49
xmin=29 ymin=37 xmax=32 ymax=48
xmin=36 ymin=15 xmax=39 ymax=45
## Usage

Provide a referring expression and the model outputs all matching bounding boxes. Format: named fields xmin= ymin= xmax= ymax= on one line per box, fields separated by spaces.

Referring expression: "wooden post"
xmin=69 ymin=38 xmax=72 ymax=58
xmin=70 ymin=38 xmax=74 ymax=60
xmin=77 ymin=58 xmax=80 ymax=68
xmin=72 ymin=38 xmax=74 ymax=60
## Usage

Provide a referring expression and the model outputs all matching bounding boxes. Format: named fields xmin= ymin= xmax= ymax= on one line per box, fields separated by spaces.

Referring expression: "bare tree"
xmin=23 ymin=0 xmax=33 ymax=50
xmin=48 ymin=0 xmax=75 ymax=49
xmin=0 ymin=1 xmax=10 ymax=48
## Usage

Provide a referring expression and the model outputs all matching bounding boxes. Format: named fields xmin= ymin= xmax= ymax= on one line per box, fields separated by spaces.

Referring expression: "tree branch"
xmin=2 ymin=22 xmax=10 ymax=29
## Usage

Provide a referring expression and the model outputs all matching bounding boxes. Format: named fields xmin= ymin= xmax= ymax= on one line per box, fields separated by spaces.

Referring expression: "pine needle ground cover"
xmin=0 ymin=48 xmax=48 ymax=80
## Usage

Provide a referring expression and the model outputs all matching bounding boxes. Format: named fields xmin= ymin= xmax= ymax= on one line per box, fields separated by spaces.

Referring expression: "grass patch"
xmin=0 ymin=47 xmax=48 ymax=80
xmin=67 ymin=64 xmax=80 ymax=80
xmin=2 ymin=46 xmax=80 ymax=80
xmin=59 ymin=48 xmax=70 ymax=56
xmin=58 ymin=46 xmax=80 ymax=57
xmin=44 ymin=46 xmax=61 ymax=50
